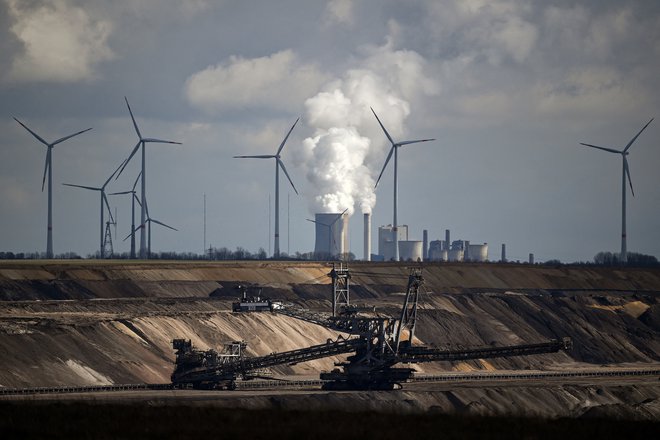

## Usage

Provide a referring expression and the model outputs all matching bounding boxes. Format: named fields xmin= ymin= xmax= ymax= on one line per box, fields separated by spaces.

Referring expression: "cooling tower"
xmin=399 ymin=240 xmax=423 ymax=262
xmin=448 ymin=249 xmax=464 ymax=262
xmin=467 ymin=243 xmax=489 ymax=262
xmin=314 ymin=213 xmax=349 ymax=258
xmin=363 ymin=213 xmax=371 ymax=261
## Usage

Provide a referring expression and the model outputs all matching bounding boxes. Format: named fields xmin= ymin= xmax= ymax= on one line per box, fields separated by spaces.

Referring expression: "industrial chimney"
xmin=422 ymin=229 xmax=428 ymax=261
xmin=445 ymin=229 xmax=450 ymax=251
xmin=363 ymin=213 xmax=371 ymax=261
xmin=501 ymin=244 xmax=507 ymax=262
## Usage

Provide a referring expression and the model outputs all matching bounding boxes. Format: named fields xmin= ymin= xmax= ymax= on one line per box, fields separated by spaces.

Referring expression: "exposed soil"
xmin=0 ymin=260 xmax=659 ymax=420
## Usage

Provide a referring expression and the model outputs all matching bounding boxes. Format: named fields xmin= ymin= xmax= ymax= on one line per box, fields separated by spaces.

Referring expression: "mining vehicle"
xmin=171 ymin=268 xmax=571 ymax=390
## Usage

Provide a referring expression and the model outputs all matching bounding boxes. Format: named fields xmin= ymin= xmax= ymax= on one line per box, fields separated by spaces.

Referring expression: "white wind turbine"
xmin=234 ymin=118 xmax=300 ymax=258
xmin=63 ymin=168 xmax=120 ymax=258
xmin=110 ymin=172 xmax=141 ymax=259
xmin=13 ymin=118 xmax=92 ymax=259
xmin=116 ymin=97 xmax=181 ymax=259
xmin=371 ymin=108 xmax=435 ymax=261
xmin=579 ymin=118 xmax=654 ymax=264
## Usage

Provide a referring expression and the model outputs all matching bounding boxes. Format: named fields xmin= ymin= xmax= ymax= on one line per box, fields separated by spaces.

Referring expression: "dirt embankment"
xmin=0 ymin=260 xmax=659 ymax=413
xmin=1 ymin=260 xmax=659 ymax=301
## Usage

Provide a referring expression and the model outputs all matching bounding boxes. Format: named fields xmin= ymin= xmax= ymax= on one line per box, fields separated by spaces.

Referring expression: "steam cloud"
xmin=298 ymin=39 xmax=438 ymax=216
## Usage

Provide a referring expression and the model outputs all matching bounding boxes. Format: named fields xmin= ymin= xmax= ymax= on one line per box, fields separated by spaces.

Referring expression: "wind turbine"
xmin=122 ymin=196 xmax=177 ymax=258
xmin=143 ymin=197 xmax=177 ymax=258
xmin=110 ymin=172 xmax=141 ymax=259
xmin=579 ymin=118 xmax=654 ymax=264
xmin=116 ymin=97 xmax=181 ymax=259
xmin=306 ymin=208 xmax=348 ymax=260
xmin=234 ymin=118 xmax=300 ymax=258
xmin=63 ymin=168 xmax=119 ymax=259
xmin=13 ymin=118 xmax=92 ymax=258
xmin=371 ymin=108 xmax=435 ymax=261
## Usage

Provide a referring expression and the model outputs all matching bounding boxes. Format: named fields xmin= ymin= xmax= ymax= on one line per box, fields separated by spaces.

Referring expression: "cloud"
xmin=323 ymin=0 xmax=355 ymax=26
xmin=5 ymin=0 xmax=114 ymax=83
xmin=424 ymin=0 xmax=539 ymax=65
xmin=184 ymin=49 xmax=328 ymax=113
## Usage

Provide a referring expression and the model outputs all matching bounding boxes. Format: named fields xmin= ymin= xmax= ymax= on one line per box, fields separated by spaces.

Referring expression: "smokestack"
xmin=501 ymin=244 xmax=507 ymax=262
xmin=445 ymin=229 xmax=450 ymax=251
xmin=529 ymin=253 xmax=534 ymax=264
xmin=464 ymin=240 xmax=470 ymax=261
xmin=364 ymin=213 xmax=371 ymax=261
xmin=422 ymin=229 xmax=428 ymax=261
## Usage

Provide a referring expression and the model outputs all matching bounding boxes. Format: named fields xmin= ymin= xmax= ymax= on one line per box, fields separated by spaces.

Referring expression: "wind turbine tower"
xmin=116 ymin=97 xmax=181 ymax=259
xmin=13 ymin=118 xmax=92 ymax=258
xmin=579 ymin=118 xmax=653 ymax=263
xmin=234 ymin=118 xmax=299 ymax=258
xmin=371 ymin=108 xmax=435 ymax=261
xmin=110 ymin=172 xmax=141 ymax=259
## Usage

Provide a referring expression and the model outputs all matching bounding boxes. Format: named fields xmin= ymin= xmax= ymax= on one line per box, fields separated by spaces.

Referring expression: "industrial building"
xmin=427 ymin=230 xmax=488 ymax=262
xmin=378 ymin=224 xmax=408 ymax=261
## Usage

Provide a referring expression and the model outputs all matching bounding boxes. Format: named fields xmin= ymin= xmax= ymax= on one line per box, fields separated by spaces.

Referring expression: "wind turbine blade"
xmin=278 ymin=159 xmax=298 ymax=195
xmin=132 ymin=172 xmax=141 ymax=191
xmin=624 ymin=157 xmax=635 ymax=197
xmin=623 ymin=118 xmax=654 ymax=152
xmin=13 ymin=117 xmax=49 ymax=146
xmin=398 ymin=138 xmax=435 ymax=146
xmin=143 ymin=138 xmax=182 ymax=145
xmin=330 ymin=208 xmax=349 ymax=226
xmin=103 ymin=163 xmax=122 ymax=189
xmin=63 ymin=183 xmax=101 ymax=191
xmin=306 ymin=219 xmax=318 ymax=225
xmin=134 ymin=193 xmax=142 ymax=207
xmin=374 ymin=146 xmax=395 ymax=189
xmin=371 ymin=108 xmax=395 ymax=146
xmin=150 ymin=218 xmax=177 ymax=231
xmin=110 ymin=190 xmax=133 ymax=195
xmin=125 ymin=97 xmax=142 ymax=139
xmin=51 ymin=127 xmax=93 ymax=146
xmin=103 ymin=193 xmax=114 ymax=223
xmin=276 ymin=117 xmax=300 ymax=155
xmin=116 ymin=141 xmax=141 ymax=180
xmin=144 ymin=197 xmax=150 ymax=219
xmin=41 ymin=148 xmax=51 ymax=192
xmin=124 ymin=225 xmax=143 ymax=242
xmin=233 ymin=155 xmax=275 ymax=159
xmin=578 ymin=143 xmax=621 ymax=154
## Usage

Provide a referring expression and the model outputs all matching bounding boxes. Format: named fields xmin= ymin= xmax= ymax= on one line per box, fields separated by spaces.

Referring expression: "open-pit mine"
xmin=0 ymin=260 xmax=659 ymax=436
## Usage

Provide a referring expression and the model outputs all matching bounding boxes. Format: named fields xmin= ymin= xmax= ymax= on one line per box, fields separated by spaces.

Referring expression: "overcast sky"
xmin=1 ymin=0 xmax=658 ymax=262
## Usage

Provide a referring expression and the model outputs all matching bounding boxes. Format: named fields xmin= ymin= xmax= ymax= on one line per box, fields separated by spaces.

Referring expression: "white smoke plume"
xmin=298 ymin=38 xmax=438 ymax=216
